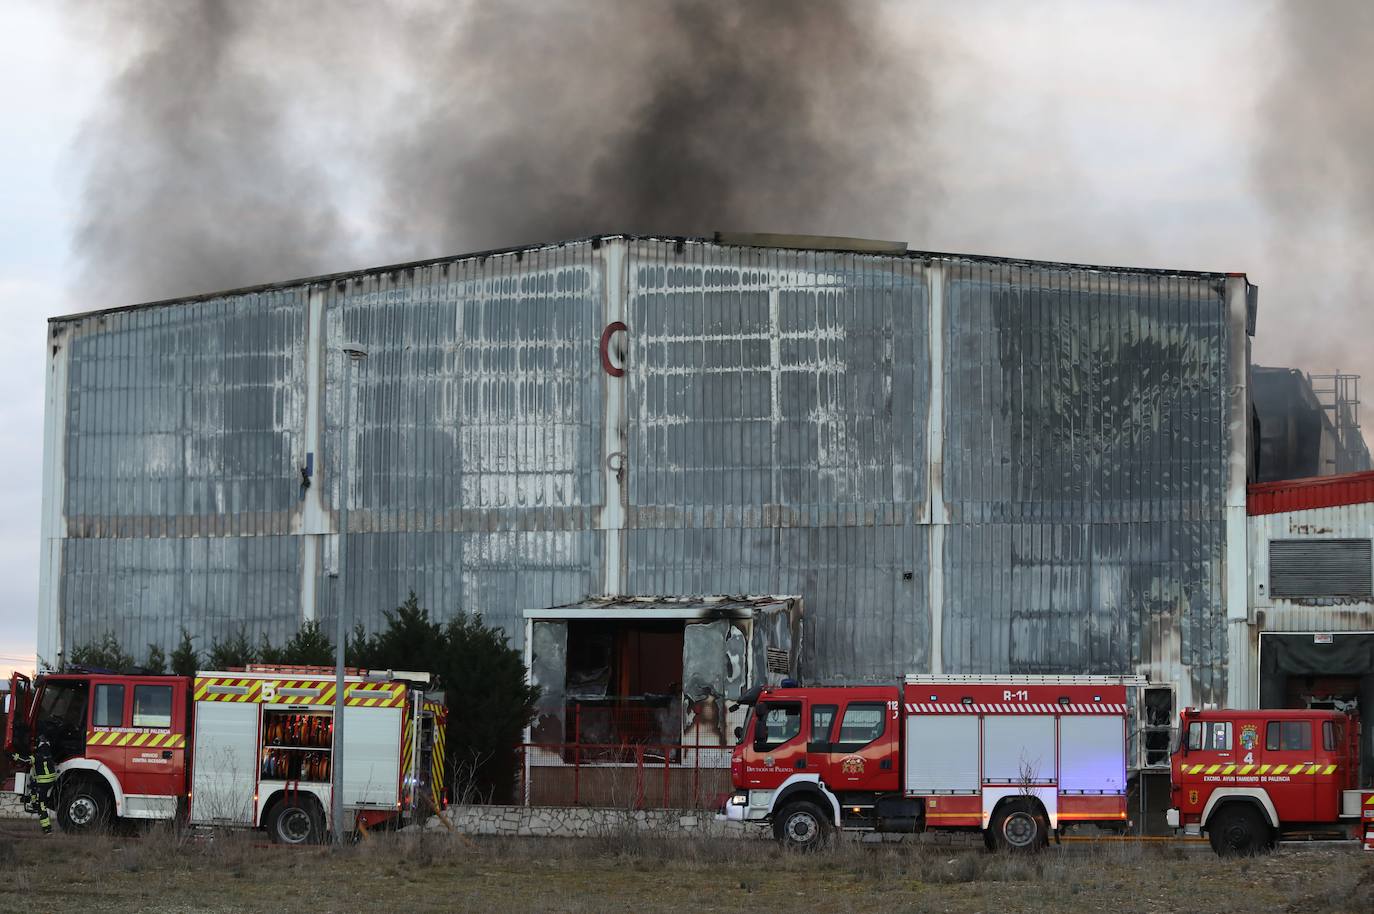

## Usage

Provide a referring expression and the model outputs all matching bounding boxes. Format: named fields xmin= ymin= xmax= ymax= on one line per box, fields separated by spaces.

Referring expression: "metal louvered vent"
xmin=1270 ymin=539 xmax=1373 ymax=600
xmin=766 ymin=647 xmax=791 ymax=675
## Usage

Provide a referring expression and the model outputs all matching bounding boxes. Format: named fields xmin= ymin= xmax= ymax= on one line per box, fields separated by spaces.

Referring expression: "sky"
xmin=0 ymin=0 xmax=1370 ymax=678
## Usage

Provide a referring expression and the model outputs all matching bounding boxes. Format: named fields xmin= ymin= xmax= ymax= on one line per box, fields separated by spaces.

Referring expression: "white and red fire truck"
xmin=2 ymin=665 xmax=446 ymax=842
xmin=1167 ymin=707 xmax=1374 ymax=855
xmin=724 ymin=675 xmax=1139 ymax=850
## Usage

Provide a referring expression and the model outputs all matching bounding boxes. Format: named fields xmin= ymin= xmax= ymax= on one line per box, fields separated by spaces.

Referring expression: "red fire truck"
xmin=1167 ymin=707 xmax=1374 ymax=855
xmin=724 ymin=675 xmax=1139 ymax=850
xmin=2 ymin=665 xmax=446 ymax=842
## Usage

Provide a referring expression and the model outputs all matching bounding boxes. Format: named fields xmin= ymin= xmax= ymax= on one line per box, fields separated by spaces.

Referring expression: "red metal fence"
xmin=519 ymin=741 xmax=733 ymax=810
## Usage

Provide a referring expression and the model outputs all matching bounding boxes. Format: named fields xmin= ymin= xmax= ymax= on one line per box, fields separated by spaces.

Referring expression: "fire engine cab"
xmin=2 ymin=665 xmax=446 ymax=842
xmin=724 ymin=675 xmax=1139 ymax=850
xmin=1167 ymin=707 xmax=1373 ymax=855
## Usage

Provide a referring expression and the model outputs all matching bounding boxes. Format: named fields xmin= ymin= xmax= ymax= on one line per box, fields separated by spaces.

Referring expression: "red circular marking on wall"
xmin=600 ymin=321 xmax=628 ymax=377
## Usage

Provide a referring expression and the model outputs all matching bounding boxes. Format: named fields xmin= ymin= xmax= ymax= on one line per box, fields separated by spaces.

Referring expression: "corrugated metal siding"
xmin=64 ymin=288 xmax=307 ymax=532
xmin=45 ymin=236 xmax=1239 ymax=700
xmin=940 ymin=260 xmax=1230 ymax=704
xmin=624 ymin=241 xmax=928 ymax=513
xmin=316 ymin=531 xmax=599 ymax=641
xmin=1250 ymin=502 xmax=1374 ymax=631
xmin=1248 ymin=469 xmax=1374 ymax=516
xmin=61 ymin=535 xmax=302 ymax=653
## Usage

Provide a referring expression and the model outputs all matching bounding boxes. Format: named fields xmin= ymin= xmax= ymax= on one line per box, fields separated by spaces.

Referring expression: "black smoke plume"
xmin=71 ymin=1 xmax=934 ymax=305
xmin=380 ymin=0 xmax=934 ymax=255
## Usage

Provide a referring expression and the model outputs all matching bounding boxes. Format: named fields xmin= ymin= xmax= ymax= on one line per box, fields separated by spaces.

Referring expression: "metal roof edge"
xmin=1247 ymin=469 xmax=1374 ymax=516
xmin=49 ymin=231 xmax=1251 ymax=325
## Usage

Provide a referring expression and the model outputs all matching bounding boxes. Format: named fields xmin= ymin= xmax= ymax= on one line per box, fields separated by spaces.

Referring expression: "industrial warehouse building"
xmin=35 ymin=234 xmax=1370 ymax=737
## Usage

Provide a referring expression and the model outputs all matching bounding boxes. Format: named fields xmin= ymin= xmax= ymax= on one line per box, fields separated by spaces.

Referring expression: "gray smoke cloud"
xmin=71 ymin=0 xmax=356 ymax=305
xmin=70 ymin=0 xmax=935 ymax=305
xmin=1253 ymin=0 xmax=1374 ymax=401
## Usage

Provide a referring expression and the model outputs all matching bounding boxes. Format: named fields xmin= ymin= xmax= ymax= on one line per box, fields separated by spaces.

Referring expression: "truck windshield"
xmin=34 ymin=680 xmax=88 ymax=757
xmin=757 ymin=703 xmax=802 ymax=749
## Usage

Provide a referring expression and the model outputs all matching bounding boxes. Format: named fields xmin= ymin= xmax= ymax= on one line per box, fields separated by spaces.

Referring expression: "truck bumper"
xmin=1165 ymin=807 xmax=1180 ymax=829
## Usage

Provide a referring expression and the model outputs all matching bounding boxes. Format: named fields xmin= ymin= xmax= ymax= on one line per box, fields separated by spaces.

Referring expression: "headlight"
xmin=729 ymin=793 xmax=748 ymax=806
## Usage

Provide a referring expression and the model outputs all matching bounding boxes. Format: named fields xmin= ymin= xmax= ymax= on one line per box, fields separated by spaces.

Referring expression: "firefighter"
xmin=11 ymin=734 xmax=57 ymax=834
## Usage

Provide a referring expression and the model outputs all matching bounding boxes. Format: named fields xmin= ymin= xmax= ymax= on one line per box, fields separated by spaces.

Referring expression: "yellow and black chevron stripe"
xmin=193 ymin=676 xmax=406 ymax=707
xmin=431 ymin=718 xmax=446 ymax=809
xmin=194 ymin=677 xmax=264 ymax=702
xmin=345 ymin=684 xmax=406 ymax=708
xmin=402 ymin=716 xmax=414 ymax=775
xmin=88 ymin=730 xmax=186 ymax=748
xmin=1180 ymin=762 xmax=1339 ymax=776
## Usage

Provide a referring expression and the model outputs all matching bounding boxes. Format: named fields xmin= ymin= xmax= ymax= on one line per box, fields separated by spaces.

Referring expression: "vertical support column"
xmin=299 ymin=287 xmax=329 ymax=622
xmin=1224 ymin=275 xmax=1254 ymax=707
xmin=599 ymin=240 xmax=628 ymax=595
xmin=926 ymin=263 xmax=946 ymax=674
xmin=37 ymin=323 xmax=71 ymax=669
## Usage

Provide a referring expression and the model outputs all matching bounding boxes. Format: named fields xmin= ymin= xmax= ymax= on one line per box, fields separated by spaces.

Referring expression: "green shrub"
xmin=69 ymin=633 xmax=137 ymax=673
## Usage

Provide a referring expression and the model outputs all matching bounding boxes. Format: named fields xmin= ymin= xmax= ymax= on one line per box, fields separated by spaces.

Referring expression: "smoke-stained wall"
xmin=41 ymin=236 xmax=1248 ymax=708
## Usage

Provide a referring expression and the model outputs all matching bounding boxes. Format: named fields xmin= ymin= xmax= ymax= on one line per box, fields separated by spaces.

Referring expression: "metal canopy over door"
xmin=190 ymin=701 xmax=257 ymax=825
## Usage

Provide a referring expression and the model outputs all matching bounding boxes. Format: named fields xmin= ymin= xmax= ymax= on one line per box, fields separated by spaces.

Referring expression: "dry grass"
xmin=0 ymin=822 xmax=1369 ymax=914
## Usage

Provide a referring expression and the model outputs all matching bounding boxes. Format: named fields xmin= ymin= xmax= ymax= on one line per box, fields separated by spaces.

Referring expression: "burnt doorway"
xmin=565 ymin=620 xmax=685 ymax=748
xmin=1259 ymin=631 xmax=1374 ymax=786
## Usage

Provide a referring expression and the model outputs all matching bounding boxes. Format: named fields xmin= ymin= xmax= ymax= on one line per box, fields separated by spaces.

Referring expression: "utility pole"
xmin=332 ymin=346 xmax=368 ymax=845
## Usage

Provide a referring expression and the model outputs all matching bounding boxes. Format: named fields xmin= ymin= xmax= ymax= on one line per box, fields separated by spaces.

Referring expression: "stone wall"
xmin=435 ymin=804 xmax=762 ymax=840
xmin=0 ymin=792 xmax=24 ymax=819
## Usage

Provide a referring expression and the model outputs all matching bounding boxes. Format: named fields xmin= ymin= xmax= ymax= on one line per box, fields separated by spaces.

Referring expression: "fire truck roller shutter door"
xmin=1060 ymin=716 xmax=1126 ymax=793
xmin=983 ymin=716 xmax=1056 ymax=785
xmin=190 ymin=701 xmax=257 ymax=825
xmin=905 ymin=713 xmax=979 ymax=794
xmin=342 ymin=704 xmax=403 ymax=808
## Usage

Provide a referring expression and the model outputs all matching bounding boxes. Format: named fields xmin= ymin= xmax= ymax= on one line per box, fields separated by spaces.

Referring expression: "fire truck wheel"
xmin=989 ymin=800 xmax=1048 ymax=852
xmin=1206 ymin=805 xmax=1271 ymax=857
xmin=266 ymin=798 xmax=324 ymax=845
xmin=773 ymin=800 xmax=831 ymax=851
xmin=56 ymin=776 xmax=113 ymax=834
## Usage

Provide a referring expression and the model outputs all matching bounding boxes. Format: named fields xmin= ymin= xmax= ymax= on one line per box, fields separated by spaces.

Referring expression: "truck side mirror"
xmin=733 ymin=726 xmax=743 ymax=741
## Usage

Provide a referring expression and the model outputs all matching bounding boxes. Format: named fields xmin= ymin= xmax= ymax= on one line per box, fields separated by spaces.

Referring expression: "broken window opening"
xmin=565 ymin=620 xmax=684 ymax=756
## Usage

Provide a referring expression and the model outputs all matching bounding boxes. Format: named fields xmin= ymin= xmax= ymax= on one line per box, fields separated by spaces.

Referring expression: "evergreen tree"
xmin=170 ymin=628 xmax=199 ymax=677
xmin=144 ymin=643 xmax=168 ymax=674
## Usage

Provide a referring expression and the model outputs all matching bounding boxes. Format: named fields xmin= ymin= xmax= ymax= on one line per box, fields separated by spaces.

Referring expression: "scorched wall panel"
xmin=41 ymin=235 xmax=1247 ymax=707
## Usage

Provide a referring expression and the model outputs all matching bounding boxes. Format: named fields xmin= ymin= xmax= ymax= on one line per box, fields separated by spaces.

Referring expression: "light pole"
xmin=333 ymin=345 xmax=368 ymax=845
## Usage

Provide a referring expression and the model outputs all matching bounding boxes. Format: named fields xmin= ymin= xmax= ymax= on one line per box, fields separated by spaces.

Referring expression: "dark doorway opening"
xmin=565 ymin=620 xmax=685 ymax=750
xmin=1259 ymin=632 xmax=1374 ymax=787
